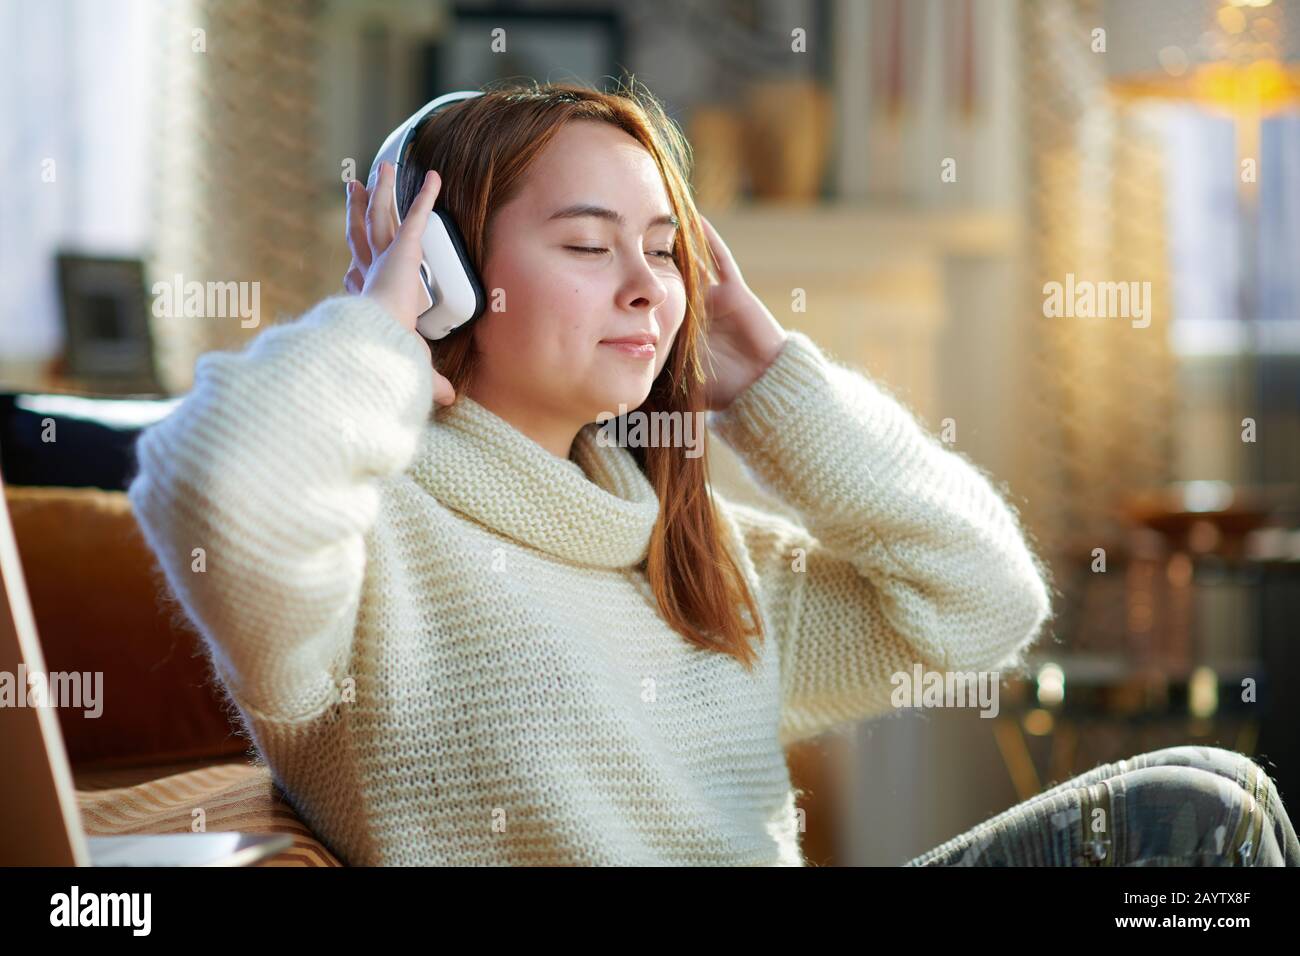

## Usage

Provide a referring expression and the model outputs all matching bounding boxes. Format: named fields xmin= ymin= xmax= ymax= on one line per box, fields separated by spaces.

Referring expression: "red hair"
xmin=396 ymin=78 xmax=765 ymax=671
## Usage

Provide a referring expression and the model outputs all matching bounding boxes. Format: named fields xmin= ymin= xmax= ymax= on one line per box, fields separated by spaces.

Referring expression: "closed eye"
xmin=566 ymin=246 xmax=676 ymax=260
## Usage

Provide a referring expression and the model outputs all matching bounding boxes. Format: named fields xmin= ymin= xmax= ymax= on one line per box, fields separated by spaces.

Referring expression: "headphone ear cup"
xmin=412 ymin=209 xmax=486 ymax=340
xmin=416 ymin=261 xmax=435 ymax=313
xmin=433 ymin=208 xmax=486 ymax=322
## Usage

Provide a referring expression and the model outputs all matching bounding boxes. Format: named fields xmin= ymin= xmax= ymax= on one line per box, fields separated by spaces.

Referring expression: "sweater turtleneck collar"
xmin=409 ymin=394 xmax=661 ymax=569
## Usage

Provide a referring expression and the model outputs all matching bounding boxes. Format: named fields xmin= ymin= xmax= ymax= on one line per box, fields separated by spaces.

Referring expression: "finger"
xmin=396 ymin=170 xmax=442 ymax=248
xmin=432 ymin=369 xmax=456 ymax=406
xmin=346 ymin=181 xmax=372 ymax=270
xmin=366 ymin=161 xmax=398 ymax=255
xmin=344 ymin=263 xmax=364 ymax=295
xmin=699 ymin=215 xmax=739 ymax=284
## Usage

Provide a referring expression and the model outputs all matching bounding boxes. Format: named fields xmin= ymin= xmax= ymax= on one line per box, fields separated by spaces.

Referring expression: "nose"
xmin=621 ymin=251 xmax=670 ymax=314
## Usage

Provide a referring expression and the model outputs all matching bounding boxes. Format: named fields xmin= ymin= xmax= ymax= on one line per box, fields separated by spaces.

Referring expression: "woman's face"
xmin=469 ymin=119 xmax=687 ymax=428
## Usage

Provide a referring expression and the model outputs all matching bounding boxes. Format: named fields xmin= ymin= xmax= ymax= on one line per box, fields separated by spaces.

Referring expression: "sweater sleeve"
xmin=126 ymin=294 xmax=435 ymax=721
xmin=709 ymin=331 xmax=1054 ymax=747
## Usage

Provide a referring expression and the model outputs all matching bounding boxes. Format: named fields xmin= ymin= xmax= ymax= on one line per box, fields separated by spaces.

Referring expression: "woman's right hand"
xmin=344 ymin=162 xmax=456 ymax=406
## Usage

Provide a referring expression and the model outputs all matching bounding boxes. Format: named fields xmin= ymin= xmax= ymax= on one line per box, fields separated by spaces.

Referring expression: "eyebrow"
xmin=546 ymin=203 xmax=679 ymax=230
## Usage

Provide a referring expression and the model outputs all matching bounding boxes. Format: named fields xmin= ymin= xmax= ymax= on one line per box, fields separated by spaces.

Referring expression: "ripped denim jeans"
xmin=903 ymin=746 xmax=1300 ymax=866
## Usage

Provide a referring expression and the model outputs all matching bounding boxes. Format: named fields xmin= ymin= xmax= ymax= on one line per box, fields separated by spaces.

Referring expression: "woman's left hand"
xmin=698 ymin=215 xmax=789 ymax=412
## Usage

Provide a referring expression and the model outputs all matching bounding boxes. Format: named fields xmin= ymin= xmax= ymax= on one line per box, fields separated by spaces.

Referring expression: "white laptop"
xmin=0 ymin=469 xmax=291 ymax=866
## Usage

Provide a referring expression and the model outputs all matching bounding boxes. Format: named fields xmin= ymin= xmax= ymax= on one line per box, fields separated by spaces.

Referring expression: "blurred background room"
xmin=1 ymin=0 xmax=1298 ymax=865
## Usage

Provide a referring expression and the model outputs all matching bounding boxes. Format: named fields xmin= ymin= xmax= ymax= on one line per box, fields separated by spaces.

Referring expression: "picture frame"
xmin=55 ymin=253 xmax=161 ymax=395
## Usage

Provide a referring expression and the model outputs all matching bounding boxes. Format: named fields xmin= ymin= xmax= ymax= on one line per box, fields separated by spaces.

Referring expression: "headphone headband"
xmin=368 ymin=89 xmax=483 ymax=196
xmin=364 ymin=89 xmax=487 ymax=341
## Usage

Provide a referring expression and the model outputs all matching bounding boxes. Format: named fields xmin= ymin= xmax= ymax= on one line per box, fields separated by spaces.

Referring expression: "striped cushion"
xmin=75 ymin=760 xmax=342 ymax=867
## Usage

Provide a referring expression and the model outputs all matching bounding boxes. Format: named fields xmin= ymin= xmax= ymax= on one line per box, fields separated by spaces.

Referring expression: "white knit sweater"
xmin=127 ymin=294 xmax=1052 ymax=866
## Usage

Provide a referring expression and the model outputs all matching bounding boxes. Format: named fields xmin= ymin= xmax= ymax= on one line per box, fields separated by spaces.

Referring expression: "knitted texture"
xmin=127 ymin=294 xmax=1052 ymax=865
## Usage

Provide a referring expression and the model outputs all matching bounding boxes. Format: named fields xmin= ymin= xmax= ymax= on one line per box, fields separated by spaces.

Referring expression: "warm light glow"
xmin=1167 ymin=552 xmax=1194 ymax=587
xmin=1113 ymin=0 xmax=1296 ymax=114
xmin=1023 ymin=709 xmax=1054 ymax=736
xmin=1110 ymin=61 xmax=1300 ymax=114
xmin=1036 ymin=663 xmax=1065 ymax=707
xmin=1159 ymin=45 xmax=1190 ymax=77
xmin=1182 ymin=480 xmax=1234 ymax=513
xmin=1217 ymin=5 xmax=1247 ymax=35
xmin=1190 ymin=666 xmax=1219 ymax=718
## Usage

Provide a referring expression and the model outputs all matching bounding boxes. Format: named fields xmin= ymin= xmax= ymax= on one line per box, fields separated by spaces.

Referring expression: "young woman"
xmin=128 ymin=81 xmax=1296 ymax=866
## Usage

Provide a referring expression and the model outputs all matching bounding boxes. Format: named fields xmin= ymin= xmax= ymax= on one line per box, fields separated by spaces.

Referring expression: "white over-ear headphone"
xmin=368 ymin=90 xmax=486 ymax=340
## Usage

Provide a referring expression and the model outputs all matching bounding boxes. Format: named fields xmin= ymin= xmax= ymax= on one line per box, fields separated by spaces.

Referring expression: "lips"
xmin=600 ymin=335 xmax=657 ymax=360
xmin=600 ymin=330 xmax=659 ymax=361
xmin=600 ymin=333 xmax=658 ymax=347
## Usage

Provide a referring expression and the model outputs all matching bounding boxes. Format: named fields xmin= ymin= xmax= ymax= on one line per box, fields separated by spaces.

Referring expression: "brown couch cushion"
xmin=6 ymin=486 xmax=247 ymax=769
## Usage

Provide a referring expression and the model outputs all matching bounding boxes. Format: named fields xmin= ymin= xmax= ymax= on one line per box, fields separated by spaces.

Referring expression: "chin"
xmin=588 ymin=380 xmax=653 ymax=423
